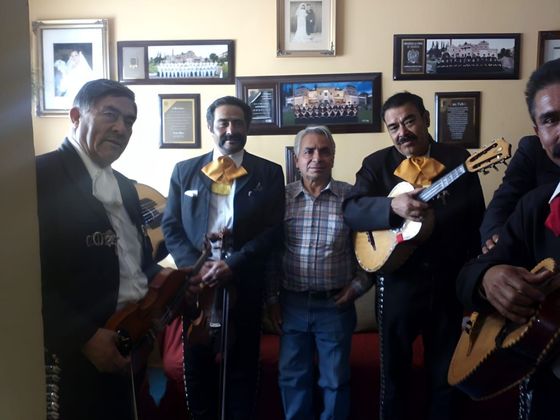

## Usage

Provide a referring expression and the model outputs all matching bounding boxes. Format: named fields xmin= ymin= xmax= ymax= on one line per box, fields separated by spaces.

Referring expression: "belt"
xmin=285 ymin=288 xmax=343 ymax=300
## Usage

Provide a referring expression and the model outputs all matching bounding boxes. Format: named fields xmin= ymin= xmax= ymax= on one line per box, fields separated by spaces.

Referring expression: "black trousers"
xmin=376 ymin=273 xmax=464 ymax=420
xmin=183 ymin=300 xmax=262 ymax=420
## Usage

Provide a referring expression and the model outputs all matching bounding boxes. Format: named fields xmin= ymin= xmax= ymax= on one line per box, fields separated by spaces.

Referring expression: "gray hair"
xmin=293 ymin=125 xmax=336 ymax=156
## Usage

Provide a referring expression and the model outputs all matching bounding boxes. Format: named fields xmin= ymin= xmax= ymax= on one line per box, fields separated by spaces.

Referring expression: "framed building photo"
xmin=32 ymin=19 xmax=109 ymax=116
xmin=159 ymin=94 xmax=201 ymax=149
xmin=277 ymin=0 xmax=336 ymax=56
xmin=537 ymin=31 xmax=560 ymax=67
xmin=236 ymin=73 xmax=382 ymax=135
xmin=435 ymin=91 xmax=481 ymax=148
xmin=118 ymin=40 xmax=235 ymax=84
xmin=393 ymin=34 xmax=520 ymax=80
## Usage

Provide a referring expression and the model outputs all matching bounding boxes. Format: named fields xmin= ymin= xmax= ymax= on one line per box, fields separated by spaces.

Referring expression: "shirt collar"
xmin=288 ymin=178 xmax=342 ymax=199
xmin=550 ymin=181 xmax=560 ymax=203
xmin=212 ymin=147 xmax=245 ymax=168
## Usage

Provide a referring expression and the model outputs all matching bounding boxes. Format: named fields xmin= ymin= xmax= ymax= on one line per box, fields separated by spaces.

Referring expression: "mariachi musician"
xmin=162 ymin=96 xmax=285 ymax=420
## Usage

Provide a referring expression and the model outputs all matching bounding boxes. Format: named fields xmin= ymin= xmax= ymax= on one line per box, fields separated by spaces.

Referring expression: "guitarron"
xmin=448 ymin=258 xmax=560 ymax=400
xmin=353 ymin=138 xmax=511 ymax=273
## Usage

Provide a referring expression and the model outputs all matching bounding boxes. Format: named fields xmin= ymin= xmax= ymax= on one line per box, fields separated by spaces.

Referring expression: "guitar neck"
xmin=417 ymin=164 xmax=467 ymax=202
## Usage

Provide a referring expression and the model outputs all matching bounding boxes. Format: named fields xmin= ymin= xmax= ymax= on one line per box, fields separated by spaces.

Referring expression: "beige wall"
xmin=28 ymin=0 xmax=560 ymax=203
xmin=0 ymin=1 xmax=45 ymax=419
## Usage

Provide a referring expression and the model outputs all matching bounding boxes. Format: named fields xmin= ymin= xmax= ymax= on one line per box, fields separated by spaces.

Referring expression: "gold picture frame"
xmin=277 ymin=0 xmax=336 ymax=57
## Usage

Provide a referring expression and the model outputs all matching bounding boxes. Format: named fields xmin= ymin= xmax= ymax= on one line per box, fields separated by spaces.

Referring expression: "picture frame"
xmin=277 ymin=0 xmax=336 ymax=57
xmin=32 ymin=19 xmax=109 ymax=116
xmin=537 ymin=31 xmax=560 ymax=67
xmin=393 ymin=34 xmax=521 ymax=80
xmin=159 ymin=93 xmax=201 ymax=149
xmin=285 ymin=146 xmax=302 ymax=184
xmin=117 ymin=40 xmax=235 ymax=85
xmin=236 ymin=73 xmax=382 ymax=135
xmin=434 ymin=91 xmax=481 ymax=149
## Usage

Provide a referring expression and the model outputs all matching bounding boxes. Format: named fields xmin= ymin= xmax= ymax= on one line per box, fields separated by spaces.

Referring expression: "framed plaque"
xmin=435 ymin=91 xmax=480 ymax=148
xmin=537 ymin=31 xmax=560 ymax=67
xmin=159 ymin=94 xmax=201 ymax=148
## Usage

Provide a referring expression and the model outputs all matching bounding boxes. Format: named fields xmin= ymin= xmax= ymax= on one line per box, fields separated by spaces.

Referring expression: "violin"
xmin=105 ymin=243 xmax=210 ymax=366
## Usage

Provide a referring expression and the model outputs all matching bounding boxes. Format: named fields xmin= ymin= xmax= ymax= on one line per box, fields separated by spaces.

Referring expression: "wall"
xmin=29 ymin=0 xmax=560 ymax=203
xmin=0 ymin=1 xmax=45 ymax=419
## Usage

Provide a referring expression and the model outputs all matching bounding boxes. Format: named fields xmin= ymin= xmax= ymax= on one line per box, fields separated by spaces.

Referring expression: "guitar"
xmin=353 ymin=138 xmax=511 ymax=273
xmin=134 ymin=183 xmax=168 ymax=262
xmin=448 ymin=258 xmax=560 ymax=400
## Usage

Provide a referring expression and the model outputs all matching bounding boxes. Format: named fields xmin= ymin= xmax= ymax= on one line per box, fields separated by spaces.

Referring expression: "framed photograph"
xmin=277 ymin=0 xmax=336 ymax=57
xmin=236 ymin=73 xmax=382 ymax=135
xmin=285 ymin=146 xmax=302 ymax=184
xmin=537 ymin=31 xmax=560 ymax=67
xmin=393 ymin=34 xmax=521 ymax=80
xmin=32 ymin=19 xmax=109 ymax=116
xmin=159 ymin=94 xmax=201 ymax=149
xmin=435 ymin=91 xmax=481 ymax=148
xmin=118 ymin=40 xmax=235 ymax=84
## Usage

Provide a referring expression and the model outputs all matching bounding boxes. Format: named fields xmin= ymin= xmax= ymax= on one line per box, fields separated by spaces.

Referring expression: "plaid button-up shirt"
xmin=267 ymin=179 xmax=371 ymax=303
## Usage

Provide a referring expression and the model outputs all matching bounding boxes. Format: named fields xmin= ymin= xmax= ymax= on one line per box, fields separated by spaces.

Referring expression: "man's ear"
xmin=69 ymin=107 xmax=81 ymax=127
xmin=423 ymin=110 xmax=430 ymax=128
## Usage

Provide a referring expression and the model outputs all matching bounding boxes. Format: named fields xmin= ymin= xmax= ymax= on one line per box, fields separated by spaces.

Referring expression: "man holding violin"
xmin=36 ymin=79 xmax=201 ymax=420
xmin=162 ymin=96 xmax=285 ymax=420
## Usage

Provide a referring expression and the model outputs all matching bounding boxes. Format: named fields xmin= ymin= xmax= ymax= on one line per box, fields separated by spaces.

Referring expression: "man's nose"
xmin=112 ymin=115 xmax=128 ymax=134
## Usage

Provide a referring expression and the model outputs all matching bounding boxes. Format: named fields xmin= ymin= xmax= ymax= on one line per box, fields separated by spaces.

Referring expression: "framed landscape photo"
xmin=434 ymin=91 xmax=480 ymax=148
xmin=537 ymin=31 xmax=560 ymax=67
xmin=393 ymin=33 xmax=521 ymax=80
xmin=118 ymin=40 xmax=235 ymax=84
xmin=159 ymin=94 xmax=201 ymax=148
xmin=277 ymin=0 xmax=336 ymax=57
xmin=32 ymin=19 xmax=109 ymax=116
xmin=236 ymin=73 xmax=382 ymax=135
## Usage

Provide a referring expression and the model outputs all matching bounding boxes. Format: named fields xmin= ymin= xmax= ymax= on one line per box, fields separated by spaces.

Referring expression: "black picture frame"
xmin=393 ymin=34 xmax=521 ymax=80
xmin=159 ymin=93 xmax=201 ymax=149
xmin=434 ymin=91 xmax=481 ymax=148
xmin=285 ymin=146 xmax=302 ymax=184
xmin=236 ymin=73 xmax=382 ymax=135
xmin=118 ymin=40 xmax=235 ymax=84
xmin=537 ymin=30 xmax=560 ymax=67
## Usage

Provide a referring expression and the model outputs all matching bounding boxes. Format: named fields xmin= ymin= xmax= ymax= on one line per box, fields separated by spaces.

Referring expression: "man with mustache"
xmin=456 ymin=58 xmax=560 ymax=420
xmin=343 ymin=92 xmax=485 ymax=419
xmin=162 ymin=96 xmax=285 ymax=419
xmin=36 ymin=79 xmax=185 ymax=419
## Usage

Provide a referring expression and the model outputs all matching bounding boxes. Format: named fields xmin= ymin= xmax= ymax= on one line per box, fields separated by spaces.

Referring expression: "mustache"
xmin=219 ymin=133 xmax=245 ymax=145
xmin=396 ymin=133 xmax=417 ymax=145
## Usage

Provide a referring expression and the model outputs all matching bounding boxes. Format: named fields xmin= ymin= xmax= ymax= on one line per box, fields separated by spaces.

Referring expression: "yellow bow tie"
xmin=201 ymin=156 xmax=247 ymax=195
xmin=393 ymin=156 xmax=445 ymax=187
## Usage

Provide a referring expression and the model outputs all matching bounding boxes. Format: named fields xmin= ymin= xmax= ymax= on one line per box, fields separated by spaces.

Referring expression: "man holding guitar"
xmin=456 ymin=58 xmax=560 ymax=420
xmin=343 ymin=92 xmax=485 ymax=420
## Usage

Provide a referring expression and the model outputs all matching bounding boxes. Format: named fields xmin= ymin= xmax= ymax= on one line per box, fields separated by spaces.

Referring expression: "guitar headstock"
xmin=465 ymin=138 xmax=512 ymax=174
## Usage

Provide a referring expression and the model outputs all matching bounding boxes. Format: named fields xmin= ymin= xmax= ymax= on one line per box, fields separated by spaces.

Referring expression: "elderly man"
xmin=267 ymin=125 xmax=372 ymax=420
xmin=37 ymin=79 xmax=169 ymax=420
xmin=343 ymin=92 xmax=485 ymax=420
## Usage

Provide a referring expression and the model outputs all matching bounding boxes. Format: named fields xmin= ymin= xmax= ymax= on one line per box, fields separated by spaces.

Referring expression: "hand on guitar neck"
xmin=481 ymin=264 xmax=553 ymax=324
xmin=390 ymin=186 xmax=430 ymax=222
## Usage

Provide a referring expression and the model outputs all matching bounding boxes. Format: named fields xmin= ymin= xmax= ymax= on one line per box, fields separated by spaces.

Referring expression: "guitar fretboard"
xmin=418 ymin=164 xmax=466 ymax=202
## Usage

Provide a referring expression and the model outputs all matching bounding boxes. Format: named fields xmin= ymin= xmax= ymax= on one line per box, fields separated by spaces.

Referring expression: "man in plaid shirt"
xmin=267 ymin=125 xmax=372 ymax=420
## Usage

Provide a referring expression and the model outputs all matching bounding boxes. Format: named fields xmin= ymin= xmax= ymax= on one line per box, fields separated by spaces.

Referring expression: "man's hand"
xmin=482 ymin=233 xmax=499 ymax=254
xmin=177 ymin=267 xmax=203 ymax=304
xmin=481 ymin=264 xmax=549 ymax=324
xmin=200 ymin=260 xmax=233 ymax=288
xmin=82 ymin=328 xmax=130 ymax=373
xmin=390 ymin=188 xmax=429 ymax=222
xmin=334 ymin=284 xmax=359 ymax=307
xmin=267 ymin=303 xmax=283 ymax=335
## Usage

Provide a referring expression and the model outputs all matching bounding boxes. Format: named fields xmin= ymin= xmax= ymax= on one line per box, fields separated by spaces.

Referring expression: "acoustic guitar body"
xmin=134 ymin=183 xmax=168 ymax=262
xmin=448 ymin=258 xmax=560 ymax=400
xmin=353 ymin=181 xmax=433 ymax=273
